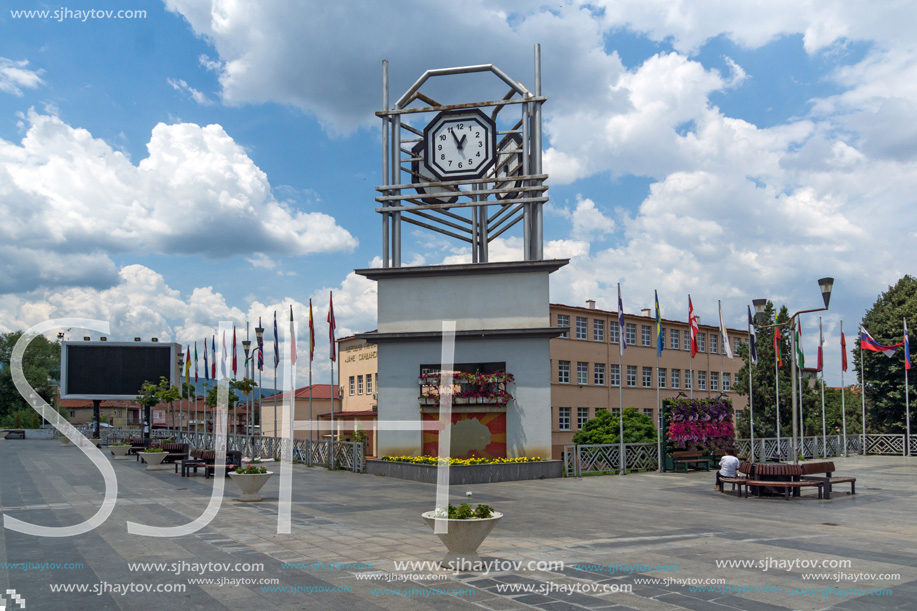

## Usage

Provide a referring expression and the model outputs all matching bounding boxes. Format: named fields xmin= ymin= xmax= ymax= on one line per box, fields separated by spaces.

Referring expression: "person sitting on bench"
xmin=715 ymin=449 xmax=740 ymax=490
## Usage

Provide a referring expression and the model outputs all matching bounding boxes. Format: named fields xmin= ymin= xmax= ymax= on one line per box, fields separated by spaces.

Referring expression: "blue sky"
xmin=1 ymin=1 xmax=915 ymax=388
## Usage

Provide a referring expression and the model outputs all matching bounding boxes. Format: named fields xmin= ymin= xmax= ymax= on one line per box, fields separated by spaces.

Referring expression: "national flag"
xmin=273 ymin=311 xmax=280 ymax=368
xmin=184 ymin=345 xmax=191 ymax=385
xmin=747 ymin=305 xmax=758 ymax=366
xmin=221 ymin=331 xmax=227 ymax=377
xmin=194 ymin=342 xmax=198 ymax=383
xmin=309 ymin=299 xmax=316 ymax=362
xmin=719 ymin=300 xmax=734 ymax=359
xmin=257 ymin=317 xmax=264 ymax=372
xmin=232 ymin=326 xmax=237 ymax=378
xmin=860 ymin=326 xmax=903 ymax=358
xmin=816 ymin=318 xmax=824 ymax=372
xmin=841 ymin=324 xmax=848 ymax=372
xmin=290 ymin=305 xmax=297 ymax=366
xmin=905 ymin=319 xmax=912 ymax=371
xmin=655 ymin=290 xmax=663 ymax=358
xmin=328 ymin=291 xmax=337 ymax=362
xmin=211 ymin=335 xmax=216 ymax=379
xmin=204 ymin=337 xmax=210 ymax=381
xmin=689 ymin=295 xmax=699 ymax=358
xmin=774 ymin=327 xmax=782 ymax=368
xmin=795 ymin=321 xmax=804 ymax=369
xmin=617 ymin=284 xmax=626 ymax=356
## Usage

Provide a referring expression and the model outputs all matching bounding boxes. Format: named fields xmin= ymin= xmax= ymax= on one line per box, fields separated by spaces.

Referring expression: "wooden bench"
xmin=716 ymin=461 xmax=753 ymax=496
xmin=672 ymin=450 xmax=711 ymax=472
xmin=745 ymin=464 xmax=824 ymax=500
xmin=198 ymin=450 xmax=242 ymax=479
xmin=160 ymin=442 xmax=189 ymax=464
xmin=176 ymin=448 xmax=207 ymax=477
xmin=799 ymin=461 xmax=856 ymax=499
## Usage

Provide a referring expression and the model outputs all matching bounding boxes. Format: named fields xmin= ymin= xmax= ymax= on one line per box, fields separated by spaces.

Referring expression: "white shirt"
xmin=719 ymin=455 xmax=740 ymax=477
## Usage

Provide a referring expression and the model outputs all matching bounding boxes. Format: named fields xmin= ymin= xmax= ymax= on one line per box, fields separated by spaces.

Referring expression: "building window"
xmin=643 ymin=408 xmax=654 ymax=421
xmin=659 ymin=327 xmax=665 ymax=348
xmin=641 ymin=325 xmax=651 ymax=346
xmin=723 ymin=373 xmax=731 ymax=392
xmin=594 ymin=363 xmax=605 ymax=386
xmin=367 ymin=374 xmax=373 ymax=394
xmin=670 ymin=328 xmax=680 ymax=350
xmin=642 ymin=366 xmax=653 ymax=387
xmin=698 ymin=333 xmax=706 ymax=353
xmin=658 ymin=368 xmax=666 ymax=388
xmin=684 ymin=330 xmax=691 ymax=350
xmin=349 ymin=376 xmax=355 ymax=395
xmin=671 ymin=369 xmax=680 ymax=389
xmin=69 ymin=410 xmax=75 ymax=417
xmin=375 ymin=373 xmax=379 ymax=391
xmin=685 ymin=370 xmax=692 ymax=389
xmin=357 ymin=375 xmax=364 ymax=394
xmin=710 ymin=372 xmax=718 ymax=391
xmin=557 ymin=314 xmax=569 ymax=338
xmin=576 ymin=317 xmax=588 ymax=340
xmin=626 ymin=323 xmax=636 ymax=346
xmin=577 ymin=361 xmax=588 ymax=385
xmin=577 ymin=407 xmax=589 ymax=429
xmin=558 ymin=361 xmax=570 ymax=384
xmin=626 ymin=365 xmax=637 ymax=387
xmin=559 ymin=407 xmax=571 ymax=431
xmin=594 ymin=319 xmax=605 ymax=342
xmin=734 ymin=338 xmax=742 ymax=354
xmin=710 ymin=334 xmax=718 ymax=355
xmin=698 ymin=371 xmax=707 ymax=390
xmin=610 ymin=364 xmax=621 ymax=387
xmin=610 ymin=322 xmax=620 ymax=344
xmin=611 ymin=408 xmax=621 ymax=417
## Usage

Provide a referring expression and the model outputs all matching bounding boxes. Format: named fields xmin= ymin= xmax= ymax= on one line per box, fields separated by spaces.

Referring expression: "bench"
xmin=177 ymin=448 xmax=207 ymax=477
xmin=745 ymin=464 xmax=824 ymax=500
xmin=199 ymin=450 xmax=242 ymax=479
xmin=716 ymin=461 xmax=753 ymax=496
xmin=799 ymin=461 xmax=856 ymax=500
xmin=160 ymin=442 xmax=189 ymax=464
xmin=672 ymin=450 xmax=711 ymax=472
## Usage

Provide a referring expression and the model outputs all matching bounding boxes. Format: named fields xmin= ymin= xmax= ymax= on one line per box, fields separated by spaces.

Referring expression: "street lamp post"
xmin=177 ymin=352 xmax=184 ymax=438
xmin=754 ymin=278 xmax=833 ymax=464
xmin=255 ymin=322 xmax=264 ymax=456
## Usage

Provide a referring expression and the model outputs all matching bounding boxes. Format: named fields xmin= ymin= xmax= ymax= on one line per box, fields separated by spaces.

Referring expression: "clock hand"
xmin=458 ymin=134 xmax=467 ymax=150
xmin=451 ymin=130 xmax=461 ymax=148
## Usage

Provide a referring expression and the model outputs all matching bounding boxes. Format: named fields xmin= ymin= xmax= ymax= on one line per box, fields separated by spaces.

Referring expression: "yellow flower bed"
xmin=380 ymin=455 xmax=543 ymax=466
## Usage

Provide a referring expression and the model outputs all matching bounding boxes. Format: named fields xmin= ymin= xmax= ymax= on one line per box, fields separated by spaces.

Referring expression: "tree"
xmin=733 ymin=302 xmax=819 ymax=438
xmin=0 ymin=331 xmax=61 ymax=422
xmin=572 ymin=408 xmax=657 ymax=445
xmin=155 ymin=378 xmax=182 ymax=430
xmin=855 ymin=275 xmax=917 ymax=433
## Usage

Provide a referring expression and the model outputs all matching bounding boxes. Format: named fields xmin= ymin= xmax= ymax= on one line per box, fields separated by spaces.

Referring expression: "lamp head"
xmin=752 ymin=299 xmax=768 ymax=325
xmin=255 ymin=326 xmax=264 ymax=340
xmin=242 ymin=340 xmax=252 ymax=356
xmin=818 ymin=277 xmax=834 ymax=308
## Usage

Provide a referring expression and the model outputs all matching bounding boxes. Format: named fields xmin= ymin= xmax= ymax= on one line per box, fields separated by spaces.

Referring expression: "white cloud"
xmin=0 ymin=111 xmax=357 ymax=293
xmin=167 ymin=77 xmax=214 ymax=106
xmin=0 ymin=58 xmax=44 ymax=96
xmin=549 ymin=196 xmax=616 ymax=241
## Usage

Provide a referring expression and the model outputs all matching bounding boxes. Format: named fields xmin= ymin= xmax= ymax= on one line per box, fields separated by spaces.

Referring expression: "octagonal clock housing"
xmin=421 ymin=108 xmax=497 ymax=182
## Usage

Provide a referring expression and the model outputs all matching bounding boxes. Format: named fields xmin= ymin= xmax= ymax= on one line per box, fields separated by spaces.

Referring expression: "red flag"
xmin=774 ymin=327 xmax=783 ymax=368
xmin=309 ymin=299 xmax=315 ymax=362
xmin=817 ymin=318 xmax=824 ymax=372
xmin=689 ymin=296 xmax=699 ymax=358
xmin=841 ymin=328 xmax=848 ymax=371
xmin=232 ymin=326 xmax=237 ymax=378
xmin=290 ymin=305 xmax=297 ymax=366
xmin=328 ymin=291 xmax=337 ymax=362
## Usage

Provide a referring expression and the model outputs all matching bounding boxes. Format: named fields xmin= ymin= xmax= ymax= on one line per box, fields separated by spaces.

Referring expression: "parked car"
xmin=3 ymin=430 xmax=26 ymax=439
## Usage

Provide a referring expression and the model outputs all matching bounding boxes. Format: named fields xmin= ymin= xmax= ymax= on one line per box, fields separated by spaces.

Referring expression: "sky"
xmin=1 ymin=0 xmax=915 ymax=389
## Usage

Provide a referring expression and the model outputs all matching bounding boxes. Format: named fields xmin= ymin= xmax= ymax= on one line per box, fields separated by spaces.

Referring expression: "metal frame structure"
xmin=377 ymin=44 xmax=547 ymax=266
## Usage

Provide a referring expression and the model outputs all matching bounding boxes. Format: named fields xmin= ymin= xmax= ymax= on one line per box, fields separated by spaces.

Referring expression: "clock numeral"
xmin=458 ymin=162 xmax=463 ymax=168
xmin=438 ymin=145 xmax=442 ymax=150
xmin=441 ymin=154 xmax=445 ymax=160
xmin=440 ymin=135 xmax=446 ymax=141
xmin=475 ymin=131 xmax=480 ymax=138
xmin=457 ymin=123 xmax=464 ymax=130
xmin=478 ymin=141 xmax=483 ymax=147
xmin=448 ymin=160 xmax=452 ymax=166
xmin=476 ymin=151 xmax=481 ymax=157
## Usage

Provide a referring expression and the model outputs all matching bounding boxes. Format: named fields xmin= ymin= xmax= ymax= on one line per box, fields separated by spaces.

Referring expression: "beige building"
xmin=549 ymin=301 xmax=749 ymax=459
xmin=334 ymin=303 xmax=750 ymax=460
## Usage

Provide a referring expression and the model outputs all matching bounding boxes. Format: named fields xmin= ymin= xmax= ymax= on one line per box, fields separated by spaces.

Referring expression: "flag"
xmin=747 ymin=305 xmax=758 ymax=366
xmin=795 ymin=321 xmax=805 ymax=369
xmin=204 ymin=337 xmax=210 ymax=381
xmin=257 ymin=317 xmax=264 ymax=372
xmin=273 ymin=311 xmax=280 ymax=368
xmin=817 ymin=318 xmax=824 ymax=372
xmin=841 ymin=325 xmax=848 ymax=371
xmin=194 ymin=342 xmax=198 ymax=383
xmin=719 ymin=300 xmax=734 ymax=359
xmin=290 ymin=305 xmax=297 ymax=366
xmin=905 ymin=319 xmax=911 ymax=371
xmin=655 ymin=290 xmax=663 ymax=358
xmin=232 ymin=326 xmax=237 ymax=378
xmin=221 ymin=331 xmax=227 ymax=377
xmin=774 ymin=327 xmax=783 ymax=368
xmin=211 ymin=335 xmax=216 ymax=379
xmin=184 ymin=345 xmax=191 ymax=385
xmin=309 ymin=299 xmax=316 ymax=362
xmin=689 ymin=295 xmax=699 ymax=358
xmin=860 ymin=326 xmax=903 ymax=358
xmin=617 ymin=284 xmax=626 ymax=356
xmin=328 ymin=291 xmax=337 ymax=362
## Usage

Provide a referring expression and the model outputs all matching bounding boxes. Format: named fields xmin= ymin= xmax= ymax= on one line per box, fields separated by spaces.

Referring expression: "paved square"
xmin=1 ymin=439 xmax=914 ymax=610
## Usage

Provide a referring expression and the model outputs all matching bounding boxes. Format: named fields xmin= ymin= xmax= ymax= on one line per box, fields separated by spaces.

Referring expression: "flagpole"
xmin=905 ymin=317 xmax=910 ymax=457
xmin=655 ymin=290 xmax=662 ymax=474
xmin=617 ymin=283 xmax=625 ymax=475
xmin=820 ymin=317 xmax=827 ymax=458
xmin=841 ymin=321 xmax=847 ymax=457
xmin=688 ymin=295 xmax=694 ymax=399
xmin=860 ymin=330 xmax=866 ymax=455
xmin=747 ymin=309 xmax=755 ymax=462
xmin=775 ymin=332 xmax=781 ymax=460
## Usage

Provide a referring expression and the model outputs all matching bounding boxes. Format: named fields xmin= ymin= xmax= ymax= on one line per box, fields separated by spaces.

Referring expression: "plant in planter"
xmin=141 ymin=446 xmax=169 ymax=470
xmin=109 ymin=442 xmax=131 ymax=460
xmin=228 ymin=462 xmax=273 ymax=502
xmin=422 ymin=493 xmax=502 ymax=569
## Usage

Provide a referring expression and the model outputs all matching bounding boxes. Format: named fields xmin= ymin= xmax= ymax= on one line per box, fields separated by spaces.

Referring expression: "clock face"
xmin=411 ymin=142 xmax=459 ymax=205
xmin=422 ymin=109 xmax=496 ymax=181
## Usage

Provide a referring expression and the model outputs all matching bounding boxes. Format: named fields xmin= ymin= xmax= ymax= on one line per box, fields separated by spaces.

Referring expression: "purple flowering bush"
xmin=665 ymin=397 xmax=735 ymax=453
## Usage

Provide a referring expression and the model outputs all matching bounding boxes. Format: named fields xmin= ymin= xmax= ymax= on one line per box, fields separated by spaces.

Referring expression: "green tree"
xmin=733 ymin=302 xmax=819 ymax=438
xmin=155 ymin=377 xmax=181 ymax=429
xmin=572 ymin=407 xmax=657 ymax=445
xmin=853 ymin=275 xmax=916 ymax=433
xmin=0 ymin=331 xmax=61 ymax=422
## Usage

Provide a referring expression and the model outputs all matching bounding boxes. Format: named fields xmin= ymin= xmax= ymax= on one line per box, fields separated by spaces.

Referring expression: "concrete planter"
xmin=228 ymin=472 xmax=274 ymax=502
xmin=110 ymin=445 xmax=131 ymax=460
xmin=59 ymin=436 xmax=70 ymax=446
xmin=367 ymin=460 xmax=563 ymax=484
xmin=141 ymin=451 xmax=168 ymax=470
xmin=421 ymin=512 xmax=503 ymax=568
